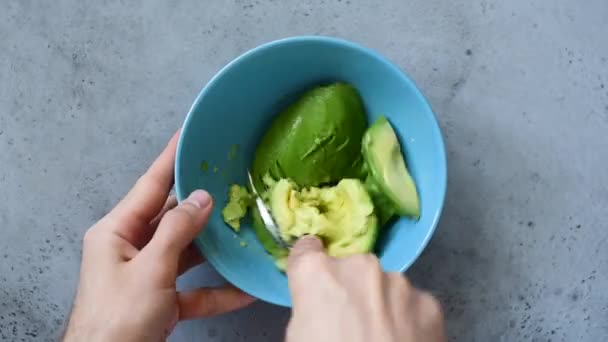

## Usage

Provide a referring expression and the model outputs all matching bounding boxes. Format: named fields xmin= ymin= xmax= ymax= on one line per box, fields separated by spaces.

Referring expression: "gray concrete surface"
xmin=1 ymin=0 xmax=607 ymax=341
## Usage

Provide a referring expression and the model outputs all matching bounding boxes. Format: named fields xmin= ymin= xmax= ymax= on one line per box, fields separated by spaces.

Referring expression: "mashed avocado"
xmin=270 ymin=178 xmax=378 ymax=255
xmin=221 ymin=184 xmax=252 ymax=231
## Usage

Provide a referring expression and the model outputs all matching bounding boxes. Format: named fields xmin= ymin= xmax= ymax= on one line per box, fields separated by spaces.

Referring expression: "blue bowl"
xmin=175 ymin=36 xmax=446 ymax=307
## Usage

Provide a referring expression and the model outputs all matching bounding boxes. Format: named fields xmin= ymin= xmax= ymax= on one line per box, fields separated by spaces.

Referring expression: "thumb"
xmin=287 ymin=235 xmax=325 ymax=274
xmin=143 ymin=190 xmax=213 ymax=263
xmin=178 ymin=284 xmax=256 ymax=320
xmin=289 ymin=235 xmax=324 ymax=260
xmin=287 ymin=236 xmax=327 ymax=305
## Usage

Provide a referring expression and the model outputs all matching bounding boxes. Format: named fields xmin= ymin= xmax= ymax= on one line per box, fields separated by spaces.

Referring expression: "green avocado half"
xmin=362 ymin=116 xmax=420 ymax=223
xmin=250 ymin=83 xmax=369 ymax=261
xmin=251 ymin=82 xmax=367 ymax=189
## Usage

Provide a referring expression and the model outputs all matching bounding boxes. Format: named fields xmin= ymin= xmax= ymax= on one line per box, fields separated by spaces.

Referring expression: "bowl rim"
xmin=175 ymin=35 xmax=447 ymax=307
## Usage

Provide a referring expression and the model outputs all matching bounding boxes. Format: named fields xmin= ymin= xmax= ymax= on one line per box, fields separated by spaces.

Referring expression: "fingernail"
xmin=292 ymin=235 xmax=324 ymax=252
xmin=186 ymin=190 xmax=211 ymax=208
xmin=299 ymin=234 xmax=322 ymax=244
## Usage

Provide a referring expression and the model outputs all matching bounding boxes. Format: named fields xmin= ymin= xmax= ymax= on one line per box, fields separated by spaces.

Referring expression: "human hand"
xmin=286 ymin=236 xmax=445 ymax=342
xmin=63 ymin=132 xmax=255 ymax=342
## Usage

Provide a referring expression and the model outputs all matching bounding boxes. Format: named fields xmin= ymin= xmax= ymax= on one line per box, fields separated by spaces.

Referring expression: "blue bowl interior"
xmin=176 ymin=36 xmax=446 ymax=307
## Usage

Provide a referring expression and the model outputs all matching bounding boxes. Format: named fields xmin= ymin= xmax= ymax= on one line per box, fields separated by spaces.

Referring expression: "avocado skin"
xmin=251 ymin=83 xmax=367 ymax=189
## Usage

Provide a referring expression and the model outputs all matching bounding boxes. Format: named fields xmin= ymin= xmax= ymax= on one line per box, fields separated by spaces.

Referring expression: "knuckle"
xmin=389 ymin=272 xmax=407 ymax=287
xmin=82 ymin=226 xmax=116 ymax=254
xmin=163 ymin=206 xmax=195 ymax=227
xmin=398 ymin=274 xmax=413 ymax=289
xmin=351 ymin=254 xmax=381 ymax=271
xmin=82 ymin=228 xmax=99 ymax=246
xmin=388 ymin=273 xmax=415 ymax=300
xmin=419 ymin=292 xmax=443 ymax=319
xmin=389 ymin=271 xmax=405 ymax=281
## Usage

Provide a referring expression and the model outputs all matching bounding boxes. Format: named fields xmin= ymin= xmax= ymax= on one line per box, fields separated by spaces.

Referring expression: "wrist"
xmin=63 ymin=322 xmax=113 ymax=342
xmin=63 ymin=314 xmax=143 ymax=342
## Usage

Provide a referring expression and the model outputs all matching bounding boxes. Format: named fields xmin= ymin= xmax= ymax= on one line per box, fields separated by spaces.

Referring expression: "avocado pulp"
xmin=221 ymin=184 xmax=251 ymax=232
xmin=270 ymin=178 xmax=378 ymax=254
xmin=362 ymin=116 xmax=420 ymax=220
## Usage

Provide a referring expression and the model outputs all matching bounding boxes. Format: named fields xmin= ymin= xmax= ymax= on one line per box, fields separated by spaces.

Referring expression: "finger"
xmin=151 ymin=195 xmax=178 ymax=229
xmin=178 ymin=284 xmax=256 ymax=320
xmin=288 ymin=235 xmax=324 ymax=266
xmin=142 ymin=190 xmax=213 ymax=263
xmin=108 ymin=131 xmax=179 ymax=243
xmin=128 ymin=195 xmax=178 ymax=250
xmin=413 ymin=290 xmax=446 ymax=340
xmin=287 ymin=236 xmax=328 ymax=298
xmin=416 ymin=290 xmax=444 ymax=323
xmin=178 ymin=243 xmax=206 ymax=275
xmin=386 ymin=273 xmax=413 ymax=321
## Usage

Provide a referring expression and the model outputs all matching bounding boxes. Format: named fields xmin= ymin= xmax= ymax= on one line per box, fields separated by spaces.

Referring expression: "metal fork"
xmin=247 ymin=170 xmax=291 ymax=248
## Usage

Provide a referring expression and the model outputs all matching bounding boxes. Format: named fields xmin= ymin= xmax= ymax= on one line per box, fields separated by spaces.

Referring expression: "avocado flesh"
xmin=362 ymin=116 xmax=420 ymax=219
xmin=221 ymin=184 xmax=252 ymax=231
xmin=364 ymin=174 xmax=397 ymax=226
xmin=270 ymin=178 xmax=378 ymax=256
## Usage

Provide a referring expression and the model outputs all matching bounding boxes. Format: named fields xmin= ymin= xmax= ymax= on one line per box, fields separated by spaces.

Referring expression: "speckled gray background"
xmin=1 ymin=0 xmax=607 ymax=341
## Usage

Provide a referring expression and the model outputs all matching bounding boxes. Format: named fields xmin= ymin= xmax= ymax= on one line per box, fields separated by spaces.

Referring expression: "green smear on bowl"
xmin=228 ymin=144 xmax=240 ymax=161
